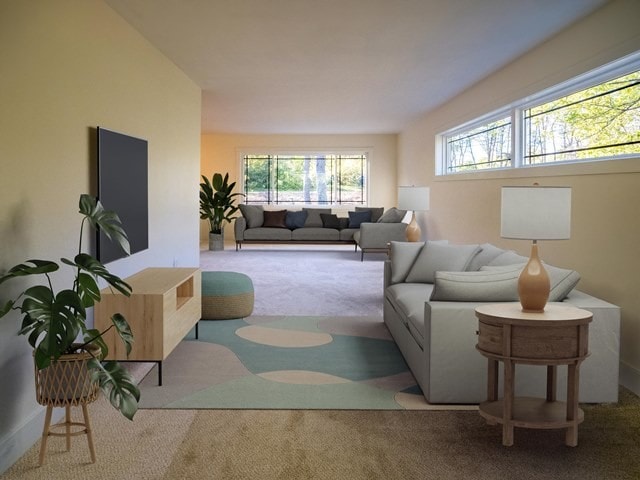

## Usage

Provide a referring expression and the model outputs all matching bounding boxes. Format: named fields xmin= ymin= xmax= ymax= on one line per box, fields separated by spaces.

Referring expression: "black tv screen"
xmin=97 ymin=127 xmax=148 ymax=263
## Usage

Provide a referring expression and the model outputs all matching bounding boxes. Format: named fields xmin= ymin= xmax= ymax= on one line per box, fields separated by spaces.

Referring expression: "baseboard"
xmin=619 ymin=360 xmax=640 ymax=397
xmin=0 ymin=406 xmax=62 ymax=475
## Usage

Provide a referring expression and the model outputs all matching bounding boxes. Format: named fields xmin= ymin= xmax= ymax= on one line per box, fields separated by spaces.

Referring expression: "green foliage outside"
xmin=526 ymin=71 xmax=640 ymax=163
xmin=448 ymin=70 xmax=640 ymax=172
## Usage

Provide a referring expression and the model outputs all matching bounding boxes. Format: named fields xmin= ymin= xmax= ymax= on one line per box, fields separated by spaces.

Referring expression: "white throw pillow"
xmin=430 ymin=269 xmax=520 ymax=302
xmin=480 ymin=263 xmax=581 ymax=301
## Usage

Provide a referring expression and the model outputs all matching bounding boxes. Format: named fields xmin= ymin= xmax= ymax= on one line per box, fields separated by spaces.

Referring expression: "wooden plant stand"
xmin=35 ymin=349 xmax=100 ymax=465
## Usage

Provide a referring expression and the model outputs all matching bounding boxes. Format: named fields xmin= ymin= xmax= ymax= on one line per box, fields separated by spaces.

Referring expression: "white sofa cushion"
xmin=385 ymin=283 xmax=433 ymax=348
xmin=486 ymin=249 xmax=529 ymax=266
xmin=466 ymin=243 xmax=506 ymax=271
xmin=389 ymin=241 xmax=427 ymax=284
xmin=405 ymin=242 xmax=481 ymax=284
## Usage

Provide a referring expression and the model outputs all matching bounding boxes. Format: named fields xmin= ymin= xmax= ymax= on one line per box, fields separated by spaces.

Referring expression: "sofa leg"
xmin=361 ymin=250 xmax=364 ymax=262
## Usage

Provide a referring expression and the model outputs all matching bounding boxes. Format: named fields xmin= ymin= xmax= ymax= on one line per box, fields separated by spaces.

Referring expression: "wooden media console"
xmin=94 ymin=267 xmax=202 ymax=385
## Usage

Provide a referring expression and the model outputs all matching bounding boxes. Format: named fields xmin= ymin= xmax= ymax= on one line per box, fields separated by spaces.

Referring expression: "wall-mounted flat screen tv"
xmin=97 ymin=127 xmax=148 ymax=263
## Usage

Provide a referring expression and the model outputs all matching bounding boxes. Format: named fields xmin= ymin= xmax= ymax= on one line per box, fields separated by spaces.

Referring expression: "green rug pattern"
xmin=137 ymin=316 xmax=435 ymax=410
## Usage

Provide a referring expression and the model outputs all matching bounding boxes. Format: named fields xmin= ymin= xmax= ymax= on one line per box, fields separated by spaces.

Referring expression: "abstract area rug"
xmin=138 ymin=315 xmax=474 ymax=411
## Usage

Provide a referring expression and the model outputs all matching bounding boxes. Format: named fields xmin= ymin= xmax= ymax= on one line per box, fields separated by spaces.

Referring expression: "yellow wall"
xmin=398 ymin=0 xmax=640 ymax=393
xmin=200 ymin=133 xmax=398 ymax=242
xmin=0 ymin=0 xmax=201 ymax=470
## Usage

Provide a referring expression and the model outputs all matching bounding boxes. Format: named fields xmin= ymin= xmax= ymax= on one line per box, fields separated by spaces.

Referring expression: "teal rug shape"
xmin=196 ymin=318 xmax=409 ymax=381
xmin=138 ymin=316 xmax=425 ymax=410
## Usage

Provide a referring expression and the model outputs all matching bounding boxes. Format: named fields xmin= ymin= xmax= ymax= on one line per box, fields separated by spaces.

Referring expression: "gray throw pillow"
xmin=430 ymin=269 xmax=520 ymax=302
xmin=405 ymin=243 xmax=482 ymax=284
xmin=239 ymin=204 xmax=264 ymax=228
xmin=303 ymin=208 xmax=331 ymax=227
xmin=377 ymin=207 xmax=407 ymax=223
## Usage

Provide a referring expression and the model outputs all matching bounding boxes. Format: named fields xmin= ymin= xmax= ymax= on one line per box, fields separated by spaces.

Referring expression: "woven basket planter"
xmin=34 ymin=344 xmax=100 ymax=407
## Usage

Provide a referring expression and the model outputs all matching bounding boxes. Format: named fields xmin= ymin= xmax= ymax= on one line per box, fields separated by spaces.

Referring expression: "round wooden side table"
xmin=475 ymin=303 xmax=592 ymax=447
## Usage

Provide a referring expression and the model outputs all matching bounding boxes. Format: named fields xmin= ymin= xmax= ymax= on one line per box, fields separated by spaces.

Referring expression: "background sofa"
xmin=384 ymin=241 xmax=620 ymax=404
xmin=234 ymin=205 xmax=407 ymax=257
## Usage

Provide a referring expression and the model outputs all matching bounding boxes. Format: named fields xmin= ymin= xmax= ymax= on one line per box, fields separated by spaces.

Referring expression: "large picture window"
xmin=242 ymin=153 xmax=367 ymax=205
xmin=439 ymin=52 xmax=640 ymax=175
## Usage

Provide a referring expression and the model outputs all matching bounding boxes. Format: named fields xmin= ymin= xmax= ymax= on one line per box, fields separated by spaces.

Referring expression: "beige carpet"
xmin=3 ymin=388 xmax=639 ymax=480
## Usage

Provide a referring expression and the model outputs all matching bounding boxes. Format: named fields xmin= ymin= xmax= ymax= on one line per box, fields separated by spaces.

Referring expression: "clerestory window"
xmin=523 ymin=71 xmax=640 ymax=165
xmin=445 ymin=115 xmax=512 ymax=173
xmin=439 ymin=52 xmax=640 ymax=175
xmin=242 ymin=153 xmax=367 ymax=205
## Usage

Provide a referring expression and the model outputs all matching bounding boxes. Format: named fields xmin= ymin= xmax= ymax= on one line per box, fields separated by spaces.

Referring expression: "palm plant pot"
xmin=34 ymin=344 xmax=100 ymax=406
xmin=209 ymin=230 xmax=225 ymax=251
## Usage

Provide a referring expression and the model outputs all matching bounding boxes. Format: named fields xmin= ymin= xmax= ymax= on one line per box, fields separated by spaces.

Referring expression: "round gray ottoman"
xmin=201 ymin=271 xmax=254 ymax=320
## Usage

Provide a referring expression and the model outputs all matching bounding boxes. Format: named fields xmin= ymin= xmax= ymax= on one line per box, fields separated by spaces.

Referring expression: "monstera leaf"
xmin=0 ymin=194 xmax=140 ymax=420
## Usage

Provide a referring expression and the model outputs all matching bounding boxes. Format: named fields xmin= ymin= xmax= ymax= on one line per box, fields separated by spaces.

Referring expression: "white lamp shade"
xmin=501 ymin=186 xmax=571 ymax=240
xmin=398 ymin=186 xmax=430 ymax=211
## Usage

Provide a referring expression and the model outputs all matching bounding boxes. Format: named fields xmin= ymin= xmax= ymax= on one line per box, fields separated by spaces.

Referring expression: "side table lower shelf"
xmin=479 ymin=397 xmax=585 ymax=429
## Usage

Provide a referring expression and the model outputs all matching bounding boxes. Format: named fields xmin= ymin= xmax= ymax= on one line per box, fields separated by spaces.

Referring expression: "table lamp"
xmin=398 ymin=186 xmax=430 ymax=242
xmin=500 ymin=185 xmax=571 ymax=312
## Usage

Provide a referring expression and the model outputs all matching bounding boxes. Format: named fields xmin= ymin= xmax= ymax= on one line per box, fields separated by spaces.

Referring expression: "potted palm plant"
xmin=199 ymin=172 xmax=244 ymax=251
xmin=0 ymin=194 xmax=140 ymax=420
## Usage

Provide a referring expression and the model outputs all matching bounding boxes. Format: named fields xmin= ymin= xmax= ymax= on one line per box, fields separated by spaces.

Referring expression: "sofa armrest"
xmin=234 ymin=216 xmax=247 ymax=241
xmin=357 ymin=222 xmax=407 ymax=249
xmin=424 ymin=292 xmax=620 ymax=403
xmin=384 ymin=260 xmax=392 ymax=289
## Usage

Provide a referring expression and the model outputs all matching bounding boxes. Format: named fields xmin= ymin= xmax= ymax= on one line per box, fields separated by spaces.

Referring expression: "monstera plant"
xmin=0 ymin=194 xmax=140 ymax=420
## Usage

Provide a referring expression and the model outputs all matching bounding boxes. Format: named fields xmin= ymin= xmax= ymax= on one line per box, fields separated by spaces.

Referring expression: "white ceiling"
xmin=105 ymin=0 xmax=607 ymax=134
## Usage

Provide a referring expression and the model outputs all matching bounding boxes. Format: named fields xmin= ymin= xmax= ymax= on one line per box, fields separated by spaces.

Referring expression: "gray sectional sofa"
xmin=384 ymin=241 xmax=620 ymax=404
xmin=234 ymin=205 xmax=408 ymax=258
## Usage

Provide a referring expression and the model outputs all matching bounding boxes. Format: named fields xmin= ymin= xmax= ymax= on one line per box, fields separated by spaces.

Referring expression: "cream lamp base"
xmin=405 ymin=211 xmax=421 ymax=242
xmin=518 ymin=242 xmax=551 ymax=313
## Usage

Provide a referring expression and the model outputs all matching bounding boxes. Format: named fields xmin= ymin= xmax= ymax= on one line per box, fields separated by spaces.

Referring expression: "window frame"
xmin=238 ymin=149 xmax=371 ymax=207
xmin=437 ymin=51 xmax=640 ymax=176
